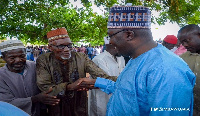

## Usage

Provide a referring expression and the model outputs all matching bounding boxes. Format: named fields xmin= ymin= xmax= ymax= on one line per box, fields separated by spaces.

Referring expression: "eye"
xmin=67 ymin=44 xmax=73 ymax=48
xmin=9 ymin=57 xmax=15 ymax=59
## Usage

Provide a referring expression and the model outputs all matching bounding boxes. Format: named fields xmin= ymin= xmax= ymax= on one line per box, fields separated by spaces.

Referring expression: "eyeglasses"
xmin=108 ymin=30 xmax=125 ymax=38
xmin=51 ymin=44 xmax=73 ymax=49
xmin=106 ymin=29 xmax=125 ymax=41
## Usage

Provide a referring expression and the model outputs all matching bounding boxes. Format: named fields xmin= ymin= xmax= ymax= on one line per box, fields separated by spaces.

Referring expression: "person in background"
xmin=93 ymin=46 xmax=101 ymax=58
xmin=42 ymin=45 xmax=50 ymax=54
xmin=86 ymin=44 xmax=93 ymax=60
xmin=36 ymin=27 xmax=116 ymax=116
xmin=33 ymin=46 xmax=40 ymax=62
xmin=157 ymin=38 xmax=162 ymax=43
xmin=162 ymin=35 xmax=178 ymax=51
xmin=88 ymin=37 xmax=125 ymax=116
xmin=0 ymin=40 xmax=59 ymax=115
xmin=26 ymin=46 xmax=32 ymax=61
xmin=99 ymin=44 xmax=104 ymax=53
xmin=177 ymin=24 xmax=200 ymax=116
xmin=78 ymin=5 xmax=195 ymax=116
xmin=78 ymin=44 xmax=86 ymax=54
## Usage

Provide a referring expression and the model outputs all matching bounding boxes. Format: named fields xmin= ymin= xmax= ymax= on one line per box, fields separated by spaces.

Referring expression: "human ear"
xmin=126 ymin=31 xmax=134 ymax=41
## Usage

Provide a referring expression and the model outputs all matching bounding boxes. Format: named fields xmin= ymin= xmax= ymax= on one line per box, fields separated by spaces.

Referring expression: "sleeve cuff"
xmin=94 ymin=77 xmax=109 ymax=89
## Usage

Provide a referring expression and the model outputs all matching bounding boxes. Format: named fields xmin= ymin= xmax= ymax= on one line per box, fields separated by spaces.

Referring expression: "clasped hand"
xmin=67 ymin=78 xmax=97 ymax=91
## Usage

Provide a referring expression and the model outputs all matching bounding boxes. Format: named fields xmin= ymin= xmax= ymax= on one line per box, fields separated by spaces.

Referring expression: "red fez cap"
xmin=47 ymin=27 xmax=70 ymax=42
xmin=163 ymin=35 xmax=178 ymax=44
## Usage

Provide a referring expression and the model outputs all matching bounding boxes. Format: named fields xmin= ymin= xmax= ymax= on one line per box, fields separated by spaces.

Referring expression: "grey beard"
xmin=61 ymin=53 xmax=71 ymax=60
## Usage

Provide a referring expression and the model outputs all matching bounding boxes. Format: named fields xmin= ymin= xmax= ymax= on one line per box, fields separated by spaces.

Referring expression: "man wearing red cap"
xmin=36 ymin=27 xmax=116 ymax=116
xmin=162 ymin=35 xmax=178 ymax=50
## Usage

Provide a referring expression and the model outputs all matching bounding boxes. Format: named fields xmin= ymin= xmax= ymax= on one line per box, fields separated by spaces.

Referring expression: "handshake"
xmin=67 ymin=78 xmax=98 ymax=91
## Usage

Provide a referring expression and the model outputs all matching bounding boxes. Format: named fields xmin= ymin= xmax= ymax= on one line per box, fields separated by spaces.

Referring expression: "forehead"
xmin=107 ymin=29 xmax=122 ymax=34
xmin=51 ymin=38 xmax=72 ymax=45
xmin=6 ymin=49 xmax=25 ymax=56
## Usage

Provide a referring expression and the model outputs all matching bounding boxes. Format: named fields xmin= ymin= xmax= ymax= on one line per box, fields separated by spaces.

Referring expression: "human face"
xmin=107 ymin=29 xmax=130 ymax=56
xmin=3 ymin=49 xmax=26 ymax=73
xmin=49 ymin=38 xmax=73 ymax=61
xmin=178 ymin=33 xmax=200 ymax=53
xmin=162 ymin=41 xmax=176 ymax=50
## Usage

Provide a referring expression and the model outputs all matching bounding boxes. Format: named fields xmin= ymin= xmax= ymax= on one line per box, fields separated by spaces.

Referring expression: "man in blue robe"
xmin=77 ymin=5 xmax=196 ymax=116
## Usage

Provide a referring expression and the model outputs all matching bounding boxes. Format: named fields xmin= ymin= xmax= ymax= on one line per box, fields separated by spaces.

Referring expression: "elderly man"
xmin=36 ymin=28 xmax=116 ymax=116
xmin=162 ymin=35 xmax=178 ymax=51
xmin=79 ymin=5 xmax=195 ymax=116
xmin=88 ymin=37 xmax=125 ymax=116
xmin=178 ymin=24 xmax=200 ymax=116
xmin=0 ymin=40 xmax=59 ymax=116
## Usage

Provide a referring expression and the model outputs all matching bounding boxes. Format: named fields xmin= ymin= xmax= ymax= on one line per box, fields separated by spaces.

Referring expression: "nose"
xmin=15 ymin=57 xmax=22 ymax=62
xmin=63 ymin=46 xmax=70 ymax=51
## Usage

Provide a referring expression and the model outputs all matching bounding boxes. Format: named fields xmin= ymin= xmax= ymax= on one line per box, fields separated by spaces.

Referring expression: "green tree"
xmin=0 ymin=0 xmax=107 ymax=45
xmin=0 ymin=0 xmax=199 ymax=45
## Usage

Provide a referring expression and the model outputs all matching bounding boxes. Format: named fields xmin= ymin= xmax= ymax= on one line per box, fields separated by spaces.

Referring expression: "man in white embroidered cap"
xmin=77 ymin=5 xmax=196 ymax=116
xmin=0 ymin=40 xmax=60 ymax=116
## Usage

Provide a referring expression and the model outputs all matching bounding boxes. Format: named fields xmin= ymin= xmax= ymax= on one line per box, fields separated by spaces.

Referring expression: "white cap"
xmin=0 ymin=40 xmax=25 ymax=52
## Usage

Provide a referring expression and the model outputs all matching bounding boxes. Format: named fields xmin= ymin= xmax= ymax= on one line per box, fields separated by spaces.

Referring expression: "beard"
xmin=61 ymin=52 xmax=71 ymax=60
xmin=9 ymin=61 xmax=26 ymax=73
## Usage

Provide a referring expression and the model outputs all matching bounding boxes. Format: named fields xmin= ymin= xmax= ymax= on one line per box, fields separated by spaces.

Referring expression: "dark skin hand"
xmin=67 ymin=78 xmax=97 ymax=91
xmin=31 ymin=87 xmax=60 ymax=105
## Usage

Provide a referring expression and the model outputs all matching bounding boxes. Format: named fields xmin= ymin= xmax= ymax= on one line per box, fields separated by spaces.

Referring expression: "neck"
xmin=107 ymin=50 xmax=118 ymax=62
xmin=130 ymin=40 xmax=157 ymax=59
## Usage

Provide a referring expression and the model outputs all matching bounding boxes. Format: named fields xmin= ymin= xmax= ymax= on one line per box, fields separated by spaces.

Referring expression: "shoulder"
xmin=26 ymin=60 xmax=36 ymax=68
xmin=93 ymin=52 xmax=107 ymax=60
xmin=144 ymin=44 xmax=188 ymax=71
xmin=37 ymin=52 xmax=51 ymax=61
xmin=180 ymin=51 xmax=191 ymax=58
xmin=74 ymin=52 xmax=87 ymax=57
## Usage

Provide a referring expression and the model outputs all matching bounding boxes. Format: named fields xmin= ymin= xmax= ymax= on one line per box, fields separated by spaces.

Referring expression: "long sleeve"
xmin=83 ymin=54 xmax=117 ymax=81
xmin=0 ymin=80 xmax=32 ymax=115
xmin=94 ymin=77 xmax=116 ymax=94
xmin=36 ymin=57 xmax=69 ymax=96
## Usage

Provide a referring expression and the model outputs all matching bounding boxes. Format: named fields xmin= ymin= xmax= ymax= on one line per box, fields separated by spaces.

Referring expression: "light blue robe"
xmin=95 ymin=44 xmax=195 ymax=116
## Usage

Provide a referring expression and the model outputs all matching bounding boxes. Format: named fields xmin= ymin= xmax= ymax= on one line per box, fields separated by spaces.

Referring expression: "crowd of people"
xmin=24 ymin=44 xmax=105 ymax=62
xmin=0 ymin=4 xmax=199 ymax=116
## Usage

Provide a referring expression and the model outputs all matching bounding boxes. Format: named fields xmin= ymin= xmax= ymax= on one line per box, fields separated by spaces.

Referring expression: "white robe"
xmin=88 ymin=50 xmax=125 ymax=116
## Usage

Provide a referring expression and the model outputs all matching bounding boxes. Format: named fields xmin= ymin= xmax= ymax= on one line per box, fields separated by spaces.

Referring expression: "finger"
xmin=43 ymin=101 xmax=60 ymax=105
xmin=46 ymin=95 xmax=59 ymax=99
xmin=76 ymin=79 xmax=82 ymax=86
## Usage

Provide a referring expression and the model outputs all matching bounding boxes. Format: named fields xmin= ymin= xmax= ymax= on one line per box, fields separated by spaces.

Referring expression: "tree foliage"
xmin=0 ymin=0 xmax=199 ymax=45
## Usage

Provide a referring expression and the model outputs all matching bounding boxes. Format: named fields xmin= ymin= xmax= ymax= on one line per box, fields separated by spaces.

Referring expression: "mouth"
xmin=61 ymin=53 xmax=71 ymax=60
xmin=13 ymin=64 xmax=24 ymax=67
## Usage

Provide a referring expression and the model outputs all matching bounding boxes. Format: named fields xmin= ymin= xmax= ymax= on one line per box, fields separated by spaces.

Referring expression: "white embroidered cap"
xmin=0 ymin=40 xmax=25 ymax=53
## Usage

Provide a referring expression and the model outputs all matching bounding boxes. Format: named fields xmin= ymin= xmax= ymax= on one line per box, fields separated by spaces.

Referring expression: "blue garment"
xmin=87 ymin=47 xmax=94 ymax=60
xmin=95 ymin=44 xmax=196 ymax=116
xmin=87 ymin=47 xmax=93 ymax=55
xmin=0 ymin=101 xmax=29 ymax=116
